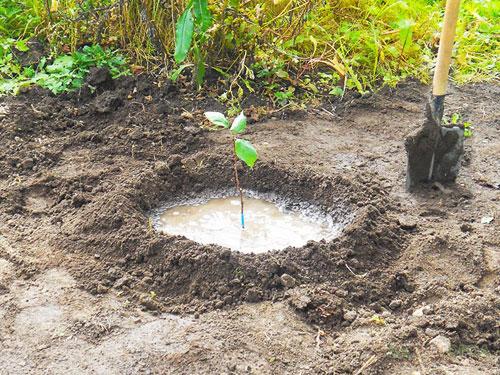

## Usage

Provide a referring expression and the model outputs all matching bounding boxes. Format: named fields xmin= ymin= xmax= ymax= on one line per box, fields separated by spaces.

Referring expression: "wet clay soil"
xmin=0 ymin=77 xmax=498 ymax=374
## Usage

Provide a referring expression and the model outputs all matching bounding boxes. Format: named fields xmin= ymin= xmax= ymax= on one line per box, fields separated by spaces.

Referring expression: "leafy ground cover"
xmin=0 ymin=0 xmax=498 ymax=106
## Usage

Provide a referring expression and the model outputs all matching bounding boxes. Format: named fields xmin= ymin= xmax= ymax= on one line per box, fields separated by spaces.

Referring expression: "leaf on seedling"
xmin=230 ymin=111 xmax=247 ymax=134
xmin=204 ymin=111 xmax=229 ymax=128
xmin=451 ymin=113 xmax=461 ymax=125
xmin=463 ymin=121 xmax=473 ymax=138
xmin=235 ymin=139 xmax=258 ymax=168
xmin=174 ymin=8 xmax=194 ymax=64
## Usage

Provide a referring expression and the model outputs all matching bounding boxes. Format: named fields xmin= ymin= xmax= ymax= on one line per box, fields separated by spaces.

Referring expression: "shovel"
xmin=405 ymin=0 xmax=464 ymax=191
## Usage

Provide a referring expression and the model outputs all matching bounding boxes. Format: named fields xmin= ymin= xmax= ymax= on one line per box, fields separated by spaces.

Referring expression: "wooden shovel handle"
xmin=433 ymin=0 xmax=461 ymax=96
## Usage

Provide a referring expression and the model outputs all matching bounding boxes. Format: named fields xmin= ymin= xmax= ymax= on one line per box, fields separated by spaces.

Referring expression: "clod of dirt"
xmin=85 ymin=67 xmax=113 ymax=88
xmin=398 ymin=216 xmax=417 ymax=231
xmin=245 ymin=288 xmax=263 ymax=303
xmin=389 ymin=299 xmax=403 ymax=310
xmin=13 ymin=39 xmax=46 ymax=67
xmin=93 ymin=91 xmax=123 ymax=113
xmin=280 ymin=274 xmax=296 ymax=288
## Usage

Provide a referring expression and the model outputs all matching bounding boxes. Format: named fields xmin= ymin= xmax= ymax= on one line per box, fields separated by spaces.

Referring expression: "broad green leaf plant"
xmin=174 ymin=0 xmax=212 ymax=88
xmin=204 ymin=110 xmax=258 ymax=229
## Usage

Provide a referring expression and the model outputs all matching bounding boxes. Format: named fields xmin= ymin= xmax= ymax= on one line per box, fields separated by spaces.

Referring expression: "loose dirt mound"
xmin=0 ymin=77 xmax=498 ymax=373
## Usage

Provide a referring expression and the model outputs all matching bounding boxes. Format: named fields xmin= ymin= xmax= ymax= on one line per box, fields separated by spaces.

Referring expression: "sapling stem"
xmin=232 ymin=141 xmax=245 ymax=229
xmin=204 ymin=110 xmax=257 ymax=230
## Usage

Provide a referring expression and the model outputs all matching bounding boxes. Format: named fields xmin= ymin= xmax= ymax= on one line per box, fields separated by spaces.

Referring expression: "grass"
xmin=0 ymin=0 xmax=498 ymax=101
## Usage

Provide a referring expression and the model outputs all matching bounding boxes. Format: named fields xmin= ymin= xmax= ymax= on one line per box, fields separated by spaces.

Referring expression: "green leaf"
xmin=14 ymin=39 xmax=29 ymax=52
xmin=234 ymin=139 xmax=258 ymax=168
xmin=46 ymin=55 xmax=74 ymax=73
xmin=174 ymin=8 xmax=194 ymax=64
xmin=329 ymin=86 xmax=344 ymax=96
xmin=193 ymin=0 xmax=212 ymax=33
xmin=230 ymin=111 xmax=247 ymax=134
xmin=169 ymin=63 xmax=192 ymax=81
xmin=204 ymin=111 xmax=229 ymax=128
xmin=396 ymin=18 xmax=414 ymax=51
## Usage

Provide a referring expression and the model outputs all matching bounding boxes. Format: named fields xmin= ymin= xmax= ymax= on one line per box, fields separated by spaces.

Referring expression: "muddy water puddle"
xmin=155 ymin=195 xmax=341 ymax=253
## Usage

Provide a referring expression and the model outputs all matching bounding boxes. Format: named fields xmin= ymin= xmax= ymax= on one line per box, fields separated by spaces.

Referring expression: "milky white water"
xmin=156 ymin=196 xmax=339 ymax=253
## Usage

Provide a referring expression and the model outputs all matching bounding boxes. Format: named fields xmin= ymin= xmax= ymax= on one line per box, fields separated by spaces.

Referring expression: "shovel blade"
xmin=405 ymin=122 xmax=464 ymax=190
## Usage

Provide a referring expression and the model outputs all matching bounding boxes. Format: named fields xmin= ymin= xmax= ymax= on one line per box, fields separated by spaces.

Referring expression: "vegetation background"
xmin=0 ymin=0 xmax=498 ymax=107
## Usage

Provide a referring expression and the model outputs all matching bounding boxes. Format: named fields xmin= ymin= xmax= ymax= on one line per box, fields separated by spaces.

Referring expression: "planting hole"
xmin=154 ymin=194 xmax=343 ymax=253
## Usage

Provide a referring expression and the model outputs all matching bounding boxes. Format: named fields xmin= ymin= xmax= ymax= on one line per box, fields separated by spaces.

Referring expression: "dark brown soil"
xmin=0 ymin=76 xmax=498 ymax=374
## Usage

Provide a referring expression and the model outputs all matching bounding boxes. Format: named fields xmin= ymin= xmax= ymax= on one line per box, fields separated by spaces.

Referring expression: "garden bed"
xmin=0 ymin=77 xmax=498 ymax=373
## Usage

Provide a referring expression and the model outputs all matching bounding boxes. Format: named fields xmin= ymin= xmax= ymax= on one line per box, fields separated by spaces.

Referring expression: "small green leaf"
xmin=174 ymin=8 xmax=194 ymax=64
xmin=169 ymin=63 xmax=192 ymax=81
xmin=230 ymin=112 xmax=247 ymax=134
xmin=275 ymin=69 xmax=289 ymax=79
xmin=235 ymin=139 xmax=258 ymax=168
xmin=205 ymin=111 xmax=229 ymax=128
xmin=451 ymin=113 xmax=461 ymax=125
xmin=463 ymin=121 xmax=473 ymax=138
xmin=329 ymin=86 xmax=344 ymax=96
xmin=15 ymin=40 xmax=29 ymax=52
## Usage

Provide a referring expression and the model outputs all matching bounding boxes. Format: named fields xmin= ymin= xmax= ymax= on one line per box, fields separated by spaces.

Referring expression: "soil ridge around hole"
xmin=52 ymin=155 xmax=404 ymax=314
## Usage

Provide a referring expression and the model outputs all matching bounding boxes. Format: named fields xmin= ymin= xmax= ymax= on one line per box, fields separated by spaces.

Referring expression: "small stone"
xmin=398 ymin=217 xmax=417 ymax=230
xmin=429 ymin=335 xmax=451 ymax=353
xmin=343 ymin=310 xmax=357 ymax=322
xmin=96 ymin=284 xmax=108 ymax=294
xmin=412 ymin=307 xmax=424 ymax=317
xmin=460 ymin=223 xmax=473 ymax=233
xmin=107 ymin=267 xmax=121 ymax=280
xmin=481 ymin=216 xmax=494 ymax=224
xmin=425 ymin=328 xmax=439 ymax=337
xmin=21 ymin=158 xmax=34 ymax=169
xmin=280 ymin=274 xmax=296 ymax=288
xmin=389 ymin=299 xmax=402 ymax=310
xmin=139 ymin=295 xmax=161 ymax=310
xmin=114 ymin=275 xmax=132 ymax=288
xmin=422 ymin=305 xmax=434 ymax=315
xmin=413 ymin=304 xmax=433 ymax=317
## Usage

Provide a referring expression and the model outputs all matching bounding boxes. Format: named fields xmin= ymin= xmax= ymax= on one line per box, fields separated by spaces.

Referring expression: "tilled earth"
xmin=0 ymin=75 xmax=498 ymax=374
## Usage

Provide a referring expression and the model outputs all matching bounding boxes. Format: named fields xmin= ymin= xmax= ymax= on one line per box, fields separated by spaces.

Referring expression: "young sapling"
xmin=204 ymin=111 xmax=258 ymax=229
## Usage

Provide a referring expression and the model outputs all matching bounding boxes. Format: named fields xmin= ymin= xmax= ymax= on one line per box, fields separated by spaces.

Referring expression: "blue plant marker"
xmin=241 ymin=212 xmax=245 ymax=229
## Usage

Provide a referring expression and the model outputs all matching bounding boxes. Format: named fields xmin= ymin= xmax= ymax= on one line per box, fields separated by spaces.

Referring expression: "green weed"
xmin=387 ymin=345 xmax=412 ymax=361
xmin=0 ymin=43 xmax=129 ymax=95
xmin=451 ymin=343 xmax=491 ymax=358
